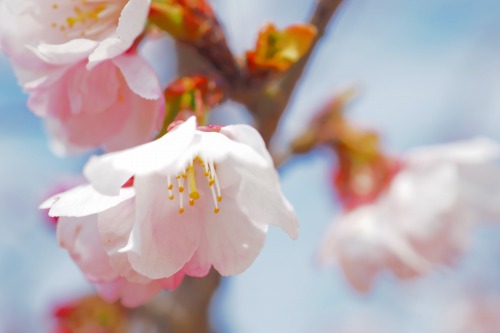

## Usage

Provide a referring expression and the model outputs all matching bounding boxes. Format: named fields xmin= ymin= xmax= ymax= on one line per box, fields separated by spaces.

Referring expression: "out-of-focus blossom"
xmin=441 ymin=296 xmax=500 ymax=333
xmin=320 ymin=138 xmax=500 ymax=292
xmin=246 ymin=23 xmax=317 ymax=77
xmin=0 ymin=0 xmax=151 ymax=69
xmin=44 ymin=116 xmax=298 ymax=282
xmin=292 ymin=89 xmax=400 ymax=209
xmin=52 ymin=295 xmax=128 ymax=333
xmin=27 ymin=52 xmax=164 ymax=154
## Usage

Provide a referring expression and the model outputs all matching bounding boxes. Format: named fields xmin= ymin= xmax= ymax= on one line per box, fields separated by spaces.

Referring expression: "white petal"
xmin=407 ymin=137 xmax=500 ymax=166
xmin=116 ymin=0 xmax=150 ymax=42
xmin=185 ymin=200 xmax=268 ymax=276
xmin=57 ymin=215 xmax=117 ymax=282
xmin=220 ymin=124 xmax=273 ymax=164
xmin=124 ymin=174 xmax=204 ymax=279
xmin=88 ymin=37 xmax=130 ymax=69
xmin=87 ymin=0 xmax=150 ymax=67
xmin=41 ymin=184 xmax=135 ymax=217
xmin=29 ymin=39 xmax=97 ymax=65
xmin=84 ymin=116 xmax=197 ymax=196
xmin=97 ymin=197 xmax=146 ymax=281
xmin=222 ymin=159 xmax=299 ymax=239
xmin=113 ymin=53 xmax=162 ymax=100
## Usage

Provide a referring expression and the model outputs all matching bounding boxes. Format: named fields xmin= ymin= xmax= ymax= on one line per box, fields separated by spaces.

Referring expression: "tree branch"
xmin=243 ymin=0 xmax=345 ymax=144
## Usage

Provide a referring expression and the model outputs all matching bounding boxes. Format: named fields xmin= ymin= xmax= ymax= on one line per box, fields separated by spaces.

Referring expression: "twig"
xmin=245 ymin=0 xmax=345 ymax=144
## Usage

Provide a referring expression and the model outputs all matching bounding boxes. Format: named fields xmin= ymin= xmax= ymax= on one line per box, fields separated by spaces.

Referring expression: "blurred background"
xmin=1 ymin=0 xmax=500 ymax=332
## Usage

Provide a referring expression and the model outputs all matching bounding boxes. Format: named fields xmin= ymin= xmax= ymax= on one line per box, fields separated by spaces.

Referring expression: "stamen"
xmin=167 ymin=176 xmax=174 ymax=200
xmin=178 ymin=177 xmax=184 ymax=214
xmin=209 ymin=181 xmax=219 ymax=214
xmin=66 ymin=4 xmax=106 ymax=29
xmin=169 ymin=157 xmax=223 ymax=215
xmin=187 ymin=164 xmax=200 ymax=200
xmin=209 ymin=160 xmax=222 ymax=199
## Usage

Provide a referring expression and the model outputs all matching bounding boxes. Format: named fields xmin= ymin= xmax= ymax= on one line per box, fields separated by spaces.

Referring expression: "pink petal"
xmin=125 ymin=174 xmax=204 ymax=279
xmin=96 ymin=278 xmax=164 ymax=308
xmin=185 ymin=199 xmax=268 ymax=276
xmin=57 ymin=216 xmax=116 ymax=282
xmin=113 ymin=53 xmax=162 ymax=100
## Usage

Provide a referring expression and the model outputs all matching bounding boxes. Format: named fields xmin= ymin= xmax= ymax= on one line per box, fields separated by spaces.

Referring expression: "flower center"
xmin=168 ymin=156 xmax=222 ymax=214
xmin=50 ymin=1 xmax=110 ymax=37
xmin=66 ymin=4 xmax=106 ymax=29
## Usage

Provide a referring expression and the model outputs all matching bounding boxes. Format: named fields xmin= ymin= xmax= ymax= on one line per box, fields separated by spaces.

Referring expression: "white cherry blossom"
xmin=44 ymin=117 xmax=299 ymax=281
xmin=320 ymin=138 xmax=500 ymax=291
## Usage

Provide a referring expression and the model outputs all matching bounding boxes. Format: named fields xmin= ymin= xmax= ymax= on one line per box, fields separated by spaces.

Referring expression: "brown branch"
xmin=134 ymin=269 xmax=221 ymax=333
xmin=193 ymin=17 xmax=242 ymax=83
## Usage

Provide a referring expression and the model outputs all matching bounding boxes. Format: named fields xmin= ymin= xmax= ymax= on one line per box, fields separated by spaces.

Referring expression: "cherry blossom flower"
xmin=44 ymin=116 xmax=298 ymax=282
xmin=45 ymin=185 xmax=184 ymax=307
xmin=0 ymin=0 xmax=161 ymax=154
xmin=319 ymin=138 xmax=500 ymax=292
xmin=1 ymin=0 xmax=151 ymax=69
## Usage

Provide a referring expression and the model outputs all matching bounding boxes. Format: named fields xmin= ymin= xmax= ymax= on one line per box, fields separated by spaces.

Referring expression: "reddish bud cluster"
xmin=246 ymin=23 xmax=317 ymax=78
xmin=51 ymin=295 xmax=127 ymax=333
xmin=148 ymin=0 xmax=215 ymax=42
xmin=291 ymin=88 xmax=401 ymax=210
xmin=159 ymin=76 xmax=224 ymax=136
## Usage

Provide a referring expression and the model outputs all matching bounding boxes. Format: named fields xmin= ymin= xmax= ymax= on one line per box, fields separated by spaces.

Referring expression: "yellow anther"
xmin=209 ymin=179 xmax=215 ymax=186
xmin=179 ymin=208 xmax=185 ymax=214
xmin=217 ymin=196 xmax=222 ymax=202
xmin=66 ymin=4 xmax=105 ymax=28
xmin=214 ymin=208 xmax=220 ymax=214
xmin=204 ymin=171 xmax=209 ymax=177
xmin=182 ymin=173 xmax=187 ymax=179
xmin=179 ymin=186 xmax=184 ymax=193
xmin=168 ymin=184 xmax=173 ymax=190
xmin=189 ymin=199 xmax=195 ymax=206
xmin=169 ymin=195 xmax=174 ymax=200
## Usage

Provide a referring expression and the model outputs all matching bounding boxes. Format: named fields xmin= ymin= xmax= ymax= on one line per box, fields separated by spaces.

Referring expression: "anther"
xmin=179 ymin=208 xmax=185 ymax=214
xmin=214 ymin=208 xmax=220 ymax=214
xmin=189 ymin=199 xmax=195 ymax=206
